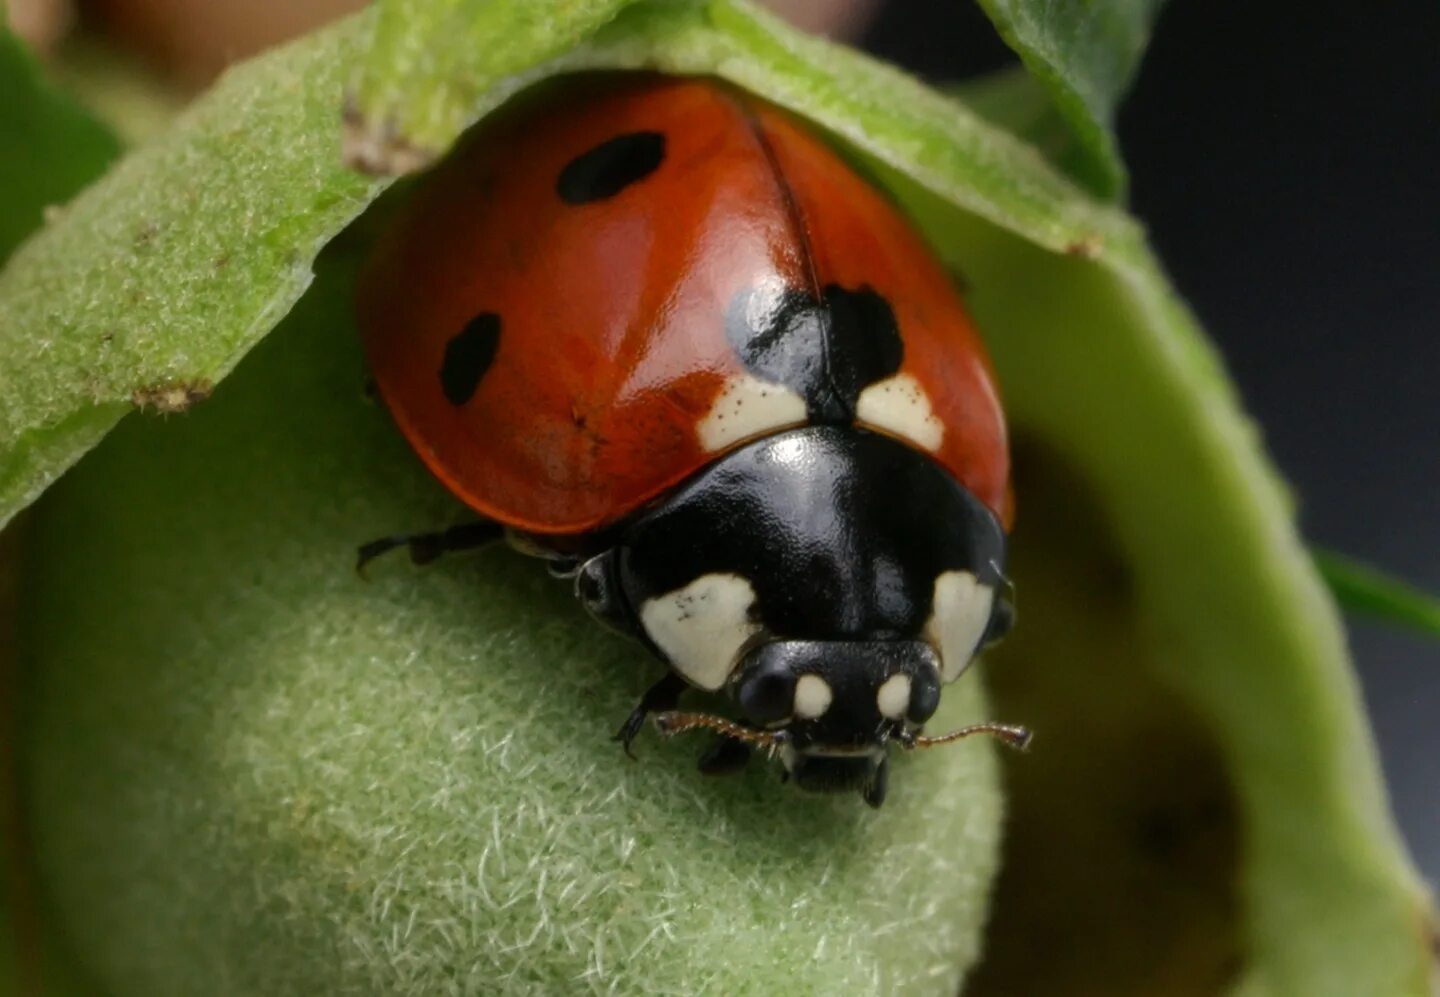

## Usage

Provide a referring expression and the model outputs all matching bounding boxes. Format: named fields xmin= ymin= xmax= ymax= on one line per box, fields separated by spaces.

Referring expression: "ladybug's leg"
xmin=697 ymin=736 xmax=752 ymax=776
xmin=356 ymin=520 xmax=504 ymax=575
xmin=613 ymin=671 xmax=687 ymax=759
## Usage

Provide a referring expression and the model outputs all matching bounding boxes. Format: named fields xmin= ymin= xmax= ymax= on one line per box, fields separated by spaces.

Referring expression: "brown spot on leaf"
xmin=1066 ymin=235 xmax=1104 ymax=259
xmin=341 ymin=92 xmax=436 ymax=177
xmin=132 ymin=379 xmax=213 ymax=413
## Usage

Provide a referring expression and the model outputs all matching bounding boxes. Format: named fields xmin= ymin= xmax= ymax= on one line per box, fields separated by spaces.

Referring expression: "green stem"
xmin=1316 ymin=548 xmax=1440 ymax=639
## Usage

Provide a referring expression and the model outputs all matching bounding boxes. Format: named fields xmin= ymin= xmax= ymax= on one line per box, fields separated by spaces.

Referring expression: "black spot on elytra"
xmin=557 ymin=131 xmax=665 ymax=204
xmin=726 ymin=282 xmax=903 ymax=422
xmin=440 ymin=313 xmax=500 ymax=406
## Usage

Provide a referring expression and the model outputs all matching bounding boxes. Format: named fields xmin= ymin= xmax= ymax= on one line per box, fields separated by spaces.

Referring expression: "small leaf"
xmin=1315 ymin=549 xmax=1440 ymax=639
xmin=975 ymin=0 xmax=1166 ymax=198
xmin=0 ymin=25 xmax=121 ymax=262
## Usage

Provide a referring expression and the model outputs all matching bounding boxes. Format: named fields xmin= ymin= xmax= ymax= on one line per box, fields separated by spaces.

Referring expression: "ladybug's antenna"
xmin=903 ymin=722 xmax=1033 ymax=751
xmin=653 ymin=712 xmax=788 ymax=752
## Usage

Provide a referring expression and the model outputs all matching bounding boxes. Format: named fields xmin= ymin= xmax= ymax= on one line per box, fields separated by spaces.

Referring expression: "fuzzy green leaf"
xmin=1316 ymin=550 xmax=1440 ymax=639
xmin=0 ymin=26 xmax=121 ymax=262
xmin=976 ymin=0 xmax=1165 ymax=198
xmin=0 ymin=15 xmax=386 ymax=531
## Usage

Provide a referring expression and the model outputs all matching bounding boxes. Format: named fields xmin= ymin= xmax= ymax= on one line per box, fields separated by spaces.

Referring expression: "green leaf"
xmin=0 ymin=14 xmax=386 ymax=532
xmin=948 ymin=67 xmax=1074 ymax=168
xmin=1315 ymin=549 xmax=1440 ymax=639
xmin=632 ymin=1 xmax=1144 ymax=263
xmin=975 ymin=0 xmax=1166 ymax=198
xmin=343 ymin=0 xmax=1161 ymax=207
xmin=5 ymin=1 xmax=1434 ymax=993
xmin=0 ymin=25 xmax=121 ymax=262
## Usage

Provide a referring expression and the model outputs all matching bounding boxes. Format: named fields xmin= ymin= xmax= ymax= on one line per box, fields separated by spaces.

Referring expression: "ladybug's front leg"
xmin=696 ymin=736 xmax=752 ymax=776
xmin=355 ymin=520 xmax=504 ymax=574
xmin=613 ymin=671 xmax=687 ymax=759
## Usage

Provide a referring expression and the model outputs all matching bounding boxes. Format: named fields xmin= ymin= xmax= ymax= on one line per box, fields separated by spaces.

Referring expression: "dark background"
xmin=863 ymin=1 xmax=1440 ymax=883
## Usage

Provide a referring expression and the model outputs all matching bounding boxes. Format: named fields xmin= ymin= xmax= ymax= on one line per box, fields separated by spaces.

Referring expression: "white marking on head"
xmin=875 ymin=672 xmax=912 ymax=720
xmin=793 ymin=674 xmax=833 ymax=719
xmin=855 ymin=373 xmax=944 ymax=452
xmin=697 ymin=374 xmax=807 ymax=452
xmin=926 ymin=570 xmax=995 ymax=682
xmin=639 ymin=573 xmax=762 ymax=691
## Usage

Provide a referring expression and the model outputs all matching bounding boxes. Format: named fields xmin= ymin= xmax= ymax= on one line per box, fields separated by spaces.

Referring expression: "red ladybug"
xmin=357 ymin=74 xmax=1029 ymax=807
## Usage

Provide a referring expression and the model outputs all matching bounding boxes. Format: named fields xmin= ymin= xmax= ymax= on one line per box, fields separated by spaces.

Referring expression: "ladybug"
xmin=357 ymin=74 xmax=1029 ymax=807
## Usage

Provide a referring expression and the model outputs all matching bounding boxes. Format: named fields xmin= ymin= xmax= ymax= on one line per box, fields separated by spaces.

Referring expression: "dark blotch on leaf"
xmin=440 ymin=314 xmax=500 ymax=406
xmin=557 ymin=131 xmax=665 ymax=204
xmin=969 ymin=438 xmax=1242 ymax=996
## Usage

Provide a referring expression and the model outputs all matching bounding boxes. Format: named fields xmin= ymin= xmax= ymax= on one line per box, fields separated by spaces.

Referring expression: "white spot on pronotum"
xmin=793 ymin=674 xmax=833 ymax=719
xmin=639 ymin=573 xmax=761 ymax=691
xmin=875 ymin=673 xmax=912 ymax=720
xmin=855 ymin=373 xmax=944 ymax=452
xmin=697 ymin=374 xmax=807 ymax=452
xmin=926 ymin=570 xmax=995 ymax=683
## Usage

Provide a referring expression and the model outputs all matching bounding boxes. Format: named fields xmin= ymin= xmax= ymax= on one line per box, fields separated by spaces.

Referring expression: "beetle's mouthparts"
xmin=653 ymin=711 xmax=788 ymax=752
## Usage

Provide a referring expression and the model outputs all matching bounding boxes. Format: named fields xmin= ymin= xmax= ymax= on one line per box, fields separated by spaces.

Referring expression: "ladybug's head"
xmin=729 ymin=639 xmax=941 ymax=802
xmin=654 ymin=637 xmax=1027 ymax=807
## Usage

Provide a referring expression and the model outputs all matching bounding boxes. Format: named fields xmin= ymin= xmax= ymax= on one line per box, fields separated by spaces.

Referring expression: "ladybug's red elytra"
xmin=358 ymin=74 xmax=1028 ymax=808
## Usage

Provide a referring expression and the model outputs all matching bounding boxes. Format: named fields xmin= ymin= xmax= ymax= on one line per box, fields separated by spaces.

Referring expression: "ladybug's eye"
xmin=907 ymin=668 xmax=941 ymax=724
xmin=983 ymin=591 xmax=1015 ymax=647
xmin=576 ymin=562 xmax=604 ymax=603
xmin=737 ymin=666 xmax=796 ymax=725
xmin=574 ymin=553 xmax=635 ymax=636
